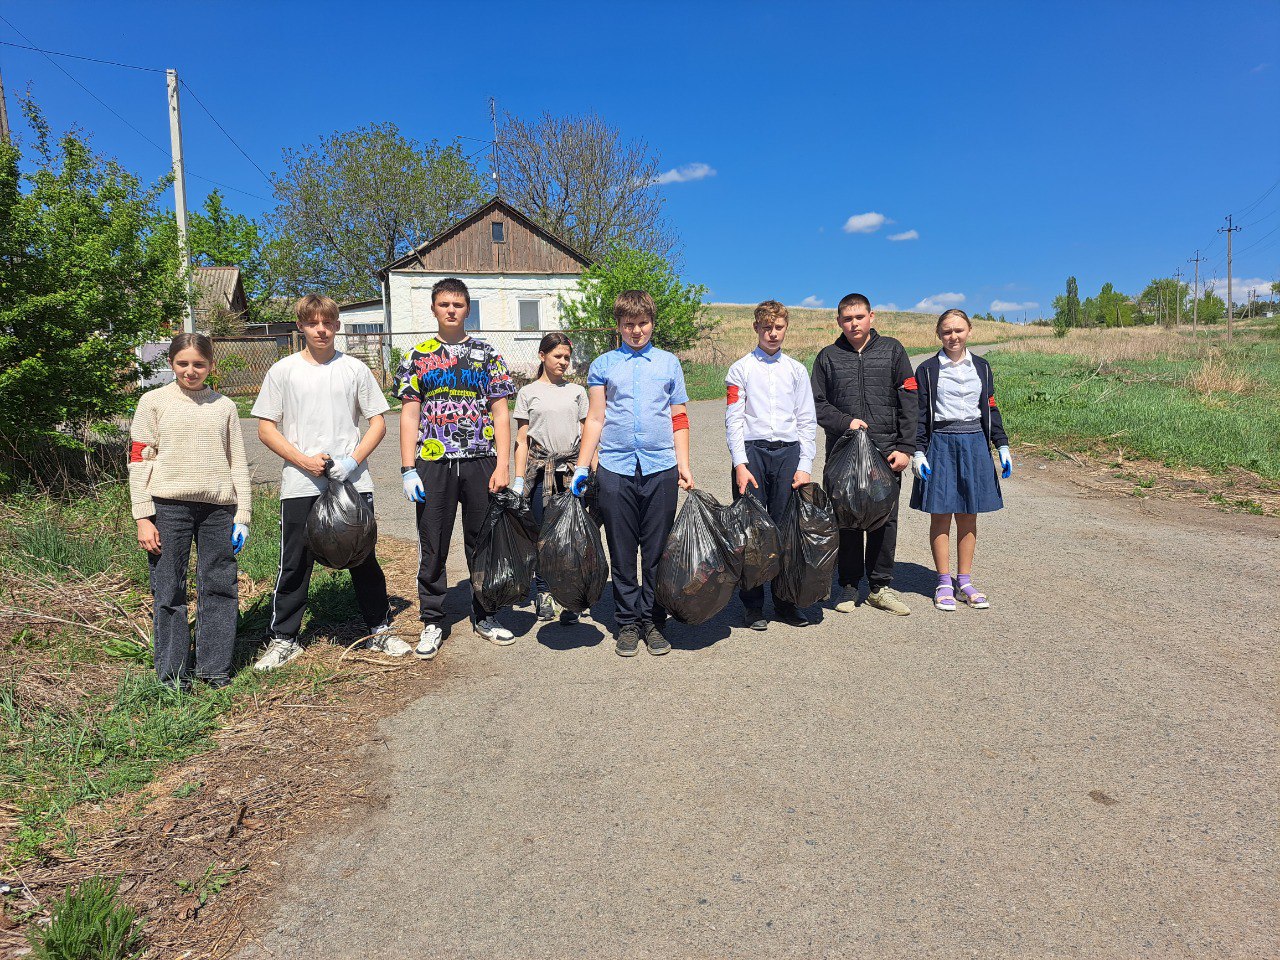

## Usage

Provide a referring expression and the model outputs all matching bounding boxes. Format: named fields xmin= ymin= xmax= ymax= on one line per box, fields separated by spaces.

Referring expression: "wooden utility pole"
xmin=1173 ymin=268 xmax=1183 ymax=328
xmin=0 ymin=63 xmax=10 ymax=145
xmin=167 ymin=69 xmax=196 ymax=333
xmin=1218 ymin=215 xmax=1241 ymax=343
xmin=1188 ymin=250 xmax=1204 ymax=334
xmin=489 ymin=96 xmax=500 ymax=198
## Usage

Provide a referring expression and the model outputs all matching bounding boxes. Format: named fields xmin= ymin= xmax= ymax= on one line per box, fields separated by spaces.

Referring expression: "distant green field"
xmin=990 ymin=333 xmax=1280 ymax=481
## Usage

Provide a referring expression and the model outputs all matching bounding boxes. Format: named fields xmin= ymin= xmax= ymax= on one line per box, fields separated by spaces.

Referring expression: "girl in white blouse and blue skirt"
xmin=909 ymin=309 xmax=1012 ymax=611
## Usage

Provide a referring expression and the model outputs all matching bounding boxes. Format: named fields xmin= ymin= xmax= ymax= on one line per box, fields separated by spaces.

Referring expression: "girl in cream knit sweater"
xmin=129 ymin=333 xmax=252 ymax=690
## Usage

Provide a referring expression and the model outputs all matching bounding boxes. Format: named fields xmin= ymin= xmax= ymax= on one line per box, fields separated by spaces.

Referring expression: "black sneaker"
xmin=615 ymin=624 xmax=642 ymax=657
xmin=744 ymin=608 xmax=768 ymax=631
xmin=642 ymin=620 xmax=671 ymax=656
xmin=776 ymin=607 xmax=812 ymax=628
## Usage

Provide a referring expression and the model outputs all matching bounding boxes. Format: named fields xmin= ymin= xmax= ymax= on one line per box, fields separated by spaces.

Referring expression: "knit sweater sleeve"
xmin=128 ymin=392 xmax=160 ymax=520
xmin=224 ymin=399 xmax=253 ymax=525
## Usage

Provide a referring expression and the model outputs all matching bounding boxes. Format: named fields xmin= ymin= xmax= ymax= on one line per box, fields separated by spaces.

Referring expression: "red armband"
xmin=726 ymin=385 xmax=741 ymax=405
xmin=902 ymin=377 xmax=918 ymax=392
xmin=672 ymin=411 xmax=690 ymax=432
xmin=988 ymin=395 xmax=997 ymax=408
xmin=129 ymin=441 xmax=147 ymax=463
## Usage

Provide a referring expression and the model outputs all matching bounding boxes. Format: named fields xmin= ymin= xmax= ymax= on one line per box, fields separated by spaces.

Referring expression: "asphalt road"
xmin=237 ymin=367 xmax=1278 ymax=959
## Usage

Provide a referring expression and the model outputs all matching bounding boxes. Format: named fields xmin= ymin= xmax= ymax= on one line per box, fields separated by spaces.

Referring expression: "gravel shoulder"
xmin=236 ymin=390 xmax=1278 ymax=959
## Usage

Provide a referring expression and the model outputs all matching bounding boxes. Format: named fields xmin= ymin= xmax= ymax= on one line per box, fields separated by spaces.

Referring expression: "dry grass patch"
xmin=1184 ymin=358 xmax=1253 ymax=398
xmin=1000 ymin=326 xmax=1210 ymax=364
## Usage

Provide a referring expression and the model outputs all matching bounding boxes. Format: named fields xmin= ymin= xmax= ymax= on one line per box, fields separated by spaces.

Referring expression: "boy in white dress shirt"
xmin=725 ymin=300 xmax=818 ymax=630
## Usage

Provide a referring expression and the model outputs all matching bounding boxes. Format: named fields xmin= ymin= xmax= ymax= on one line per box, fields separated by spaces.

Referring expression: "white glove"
xmin=231 ymin=523 xmax=249 ymax=555
xmin=328 ymin=455 xmax=359 ymax=482
xmin=998 ymin=445 xmax=1012 ymax=479
xmin=510 ymin=476 xmax=525 ymax=496
xmin=912 ymin=452 xmax=931 ymax=480
xmin=402 ymin=468 xmax=426 ymax=503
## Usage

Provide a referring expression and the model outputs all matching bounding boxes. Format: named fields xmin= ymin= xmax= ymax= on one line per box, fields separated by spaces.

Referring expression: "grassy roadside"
xmin=0 ymin=480 xmax=427 ymax=954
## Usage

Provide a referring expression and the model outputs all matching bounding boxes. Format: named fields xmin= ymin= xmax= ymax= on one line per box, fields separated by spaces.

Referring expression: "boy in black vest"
xmin=810 ymin=293 xmax=918 ymax=615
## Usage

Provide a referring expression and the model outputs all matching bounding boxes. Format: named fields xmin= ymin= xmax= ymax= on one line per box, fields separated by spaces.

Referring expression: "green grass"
xmin=26 ymin=875 xmax=143 ymax=960
xmin=990 ymin=341 xmax=1280 ymax=480
xmin=0 ymin=482 xmax=368 ymax=864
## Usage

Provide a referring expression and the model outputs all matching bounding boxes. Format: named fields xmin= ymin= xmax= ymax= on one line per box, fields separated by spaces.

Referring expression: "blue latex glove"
xmin=328 ymin=455 xmax=359 ymax=482
xmin=912 ymin=452 xmax=931 ymax=480
xmin=998 ymin=445 xmax=1013 ymax=479
xmin=402 ymin=468 xmax=426 ymax=503
xmin=570 ymin=466 xmax=590 ymax=498
xmin=510 ymin=476 xmax=525 ymax=497
xmin=231 ymin=523 xmax=248 ymax=555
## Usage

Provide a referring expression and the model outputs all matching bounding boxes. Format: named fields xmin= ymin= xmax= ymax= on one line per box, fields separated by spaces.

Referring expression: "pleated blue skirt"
xmin=910 ymin=430 xmax=1004 ymax=515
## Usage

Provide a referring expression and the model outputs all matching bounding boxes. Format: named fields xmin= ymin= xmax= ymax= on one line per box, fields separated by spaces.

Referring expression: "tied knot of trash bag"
xmin=824 ymin=429 xmax=897 ymax=531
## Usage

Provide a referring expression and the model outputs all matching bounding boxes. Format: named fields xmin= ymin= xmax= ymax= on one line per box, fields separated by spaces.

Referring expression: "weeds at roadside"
xmin=25 ymin=876 xmax=143 ymax=960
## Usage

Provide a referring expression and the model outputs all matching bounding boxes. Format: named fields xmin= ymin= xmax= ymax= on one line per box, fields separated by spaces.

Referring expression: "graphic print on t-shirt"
xmin=393 ymin=337 xmax=515 ymax=460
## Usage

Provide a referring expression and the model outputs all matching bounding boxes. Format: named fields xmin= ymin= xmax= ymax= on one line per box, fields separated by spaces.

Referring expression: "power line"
xmin=1234 ymin=175 xmax=1280 ymax=220
xmin=0 ymin=38 xmax=163 ymax=73
xmin=178 ymin=78 xmax=272 ymax=186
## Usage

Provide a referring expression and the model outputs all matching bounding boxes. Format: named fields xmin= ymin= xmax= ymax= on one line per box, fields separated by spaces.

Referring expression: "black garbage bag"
xmin=724 ymin=493 xmax=781 ymax=591
xmin=537 ymin=491 xmax=609 ymax=613
xmin=771 ymin=483 xmax=839 ymax=609
xmin=655 ymin=489 xmax=742 ymax=625
xmin=824 ymin=428 xmax=898 ymax=531
xmin=305 ymin=476 xmax=378 ymax=570
xmin=472 ymin=489 xmax=540 ymax=612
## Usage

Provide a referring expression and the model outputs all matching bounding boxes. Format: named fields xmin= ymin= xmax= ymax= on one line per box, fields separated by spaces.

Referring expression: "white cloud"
xmin=843 ymin=212 xmax=889 ymax=234
xmin=652 ymin=162 xmax=716 ymax=185
xmin=872 ymin=303 xmax=900 ymax=312
xmin=991 ymin=299 xmax=1039 ymax=311
xmin=1205 ymin=277 xmax=1274 ymax=301
xmin=800 ymin=295 xmax=825 ymax=309
xmin=887 ymin=229 xmax=919 ymax=242
xmin=912 ymin=292 xmax=966 ymax=312
xmin=1251 ymin=62 xmax=1271 ymax=74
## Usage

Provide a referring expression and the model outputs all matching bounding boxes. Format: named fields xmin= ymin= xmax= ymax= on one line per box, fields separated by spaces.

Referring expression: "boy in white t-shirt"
xmin=251 ymin=294 xmax=410 ymax=670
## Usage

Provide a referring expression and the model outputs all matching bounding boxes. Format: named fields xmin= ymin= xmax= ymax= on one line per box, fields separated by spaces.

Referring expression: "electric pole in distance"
xmin=1173 ymin=268 xmax=1183 ymax=328
xmin=1188 ymin=250 xmax=1204 ymax=334
xmin=0 ymin=63 xmax=10 ymax=145
xmin=1218 ymin=215 xmax=1241 ymax=343
xmin=167 ymin=69 xmax=196 ymax=333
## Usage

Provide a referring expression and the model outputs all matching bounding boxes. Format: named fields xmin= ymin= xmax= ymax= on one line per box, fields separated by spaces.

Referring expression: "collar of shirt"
xmin=620 ymin=342 xmax=654 ymax=360
xmin=938 ymin=349 xmax=973 ymax=367
xmin=753 ymin=346 xmax=783 ymax=364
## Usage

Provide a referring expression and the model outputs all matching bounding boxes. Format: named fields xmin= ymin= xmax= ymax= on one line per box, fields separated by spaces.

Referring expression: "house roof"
xmin=339 ymin=297 xmax=383 ymax=310
xmin=378 ymin=197 xmax=593 ymax=276
xmin=193 ymin=266 xmax=243 ymax=311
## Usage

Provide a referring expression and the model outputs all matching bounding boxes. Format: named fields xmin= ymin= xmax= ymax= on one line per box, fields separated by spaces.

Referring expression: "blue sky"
xmin=2 ymin=1 xmax=1277 ymax=316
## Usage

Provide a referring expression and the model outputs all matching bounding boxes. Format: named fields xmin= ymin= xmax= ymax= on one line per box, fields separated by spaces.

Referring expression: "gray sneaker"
xmin=834 ymin=586 xmax=860 ymax=613
xmin=474 ymin=617 xmax=515 ymax=646
xmin=867 ymin=586 xmax=912 ymax=616
xmin=615 ymin=624 xmax=642 ymax=657
xmin=366 ymin=624 xmax=412 ymax=657
xmin=536 ymin=592 xmax=559 ymax=622
xmin=642 ymin=620 xmax=671 ymax=656
xmin=253 ymin=637 xmax=304 ymax=672
xmin=415 ymin=624 xmax=443 ymax=660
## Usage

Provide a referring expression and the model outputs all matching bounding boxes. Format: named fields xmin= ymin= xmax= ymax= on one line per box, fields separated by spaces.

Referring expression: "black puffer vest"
xmin=811 ymin=330 xmax=917 ymax=457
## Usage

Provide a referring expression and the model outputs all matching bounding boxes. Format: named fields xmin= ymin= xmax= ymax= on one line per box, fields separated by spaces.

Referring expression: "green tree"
xmin=264 ymin=123 xmax=486 ymax=303
xmin=1138 ymin=277 xmax=1189 ymax=326
xmin=0 ymin=100 xmax=183 ymax=458
xmin=558 ymin=247 xmax=713 ymax=354
xmin=1199 ymin=285 xmax=1226 ymax=325
xmin=153 ymin=189 xmax=283 ymax=326
xmin=1082 ymin=282 xmax=1135 ymax=328
xmin=1051 ymin=275 xmax=1080 ymax=337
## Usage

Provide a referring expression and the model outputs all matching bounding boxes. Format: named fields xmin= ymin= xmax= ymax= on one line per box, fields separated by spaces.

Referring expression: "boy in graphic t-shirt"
xmin=251 ymin=294 xmax=409 ymax=671
xmin=394 ymin=277 xmax=518 ymax=660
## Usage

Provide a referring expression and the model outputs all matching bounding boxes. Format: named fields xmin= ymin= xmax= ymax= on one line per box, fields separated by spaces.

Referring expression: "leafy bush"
xmin=559 ymin=246 xmax=715 ymax=355
xmin=27 ymin=876 xmax=144 ymax=960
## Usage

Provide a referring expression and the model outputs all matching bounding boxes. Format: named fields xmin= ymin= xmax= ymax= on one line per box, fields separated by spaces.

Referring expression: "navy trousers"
xmin=597 ymin=464 xmax=678 ymax=628
xmin=732 ymin=440 xmax=801 ymax=615
xmin=838 ymin=472 xmax=902 ymax=590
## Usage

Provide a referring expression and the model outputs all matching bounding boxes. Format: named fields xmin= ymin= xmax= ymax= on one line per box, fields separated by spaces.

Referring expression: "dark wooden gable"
xmin=382 ymin=198 xmax=592 ymax=276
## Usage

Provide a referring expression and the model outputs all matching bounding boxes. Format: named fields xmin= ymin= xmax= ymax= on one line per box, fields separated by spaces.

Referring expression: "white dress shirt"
xmin=933 ymin=349 xmax=983 ymax=422
xmin=725 ymin=347 xmax=818 ymax=472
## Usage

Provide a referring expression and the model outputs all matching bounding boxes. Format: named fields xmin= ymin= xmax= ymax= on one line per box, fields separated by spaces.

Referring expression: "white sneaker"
xmin=474 ymin=617 xmax=515 ymax=646
xmin=416 ymin=624 xmax=443 ymax=660
xmin=834 ymin=586 xmax=860 ymax=613
xmin=367 ymin=624 xmax=412 ymax=657
xmin=254 ymin=637 xmax=304 ymax=671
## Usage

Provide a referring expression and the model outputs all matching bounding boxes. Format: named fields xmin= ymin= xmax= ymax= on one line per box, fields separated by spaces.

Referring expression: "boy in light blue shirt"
xmin=573 ymin=290 xmax=695 ymax=657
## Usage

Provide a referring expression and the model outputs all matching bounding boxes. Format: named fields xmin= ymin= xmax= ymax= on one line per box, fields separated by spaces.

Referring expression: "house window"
xmin=518 ymin=299 xmax=540 ymax=331
xmin=348 ymin=322 xmax=383 ymax=334
xmin=491 ymin=221 xmax=505 ymax=243
xmin=465 ymin=299 xmax=481 ymax=331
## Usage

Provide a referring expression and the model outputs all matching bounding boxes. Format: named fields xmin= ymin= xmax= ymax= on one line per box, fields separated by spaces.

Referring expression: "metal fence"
xmin=173 ymin=329 xmax=622 ymax=398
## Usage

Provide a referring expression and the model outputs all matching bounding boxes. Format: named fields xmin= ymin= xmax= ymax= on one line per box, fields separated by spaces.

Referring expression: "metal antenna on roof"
xmin=489 ymin=96 xmax=501 ymax=199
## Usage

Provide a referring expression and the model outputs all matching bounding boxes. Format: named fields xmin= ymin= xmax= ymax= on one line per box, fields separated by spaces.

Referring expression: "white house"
xmin=374 ymin=197 xmax=594 ymax=378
